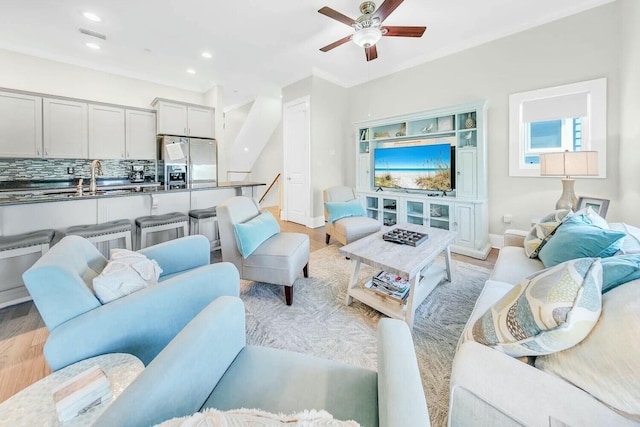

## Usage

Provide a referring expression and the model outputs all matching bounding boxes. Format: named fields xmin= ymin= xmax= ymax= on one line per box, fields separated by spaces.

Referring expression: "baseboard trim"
xmin=451 ymin=243 xmax=492 ymax=260
xmin=489 ymin=233 xmax=504 ymax=249
xmin=309 ymin=216 xmax=325 ymax=229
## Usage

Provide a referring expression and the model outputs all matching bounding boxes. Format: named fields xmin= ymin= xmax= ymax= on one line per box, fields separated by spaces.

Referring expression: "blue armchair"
xmin=22 ymin=234 xmax=240 ymax=371
xmin=94 ymin=296 xmax=430 ymax=427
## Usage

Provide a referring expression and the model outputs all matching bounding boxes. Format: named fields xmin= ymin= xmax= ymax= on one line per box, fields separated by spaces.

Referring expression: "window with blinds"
xmin=509 ymin=78 xmax=606 ymax=177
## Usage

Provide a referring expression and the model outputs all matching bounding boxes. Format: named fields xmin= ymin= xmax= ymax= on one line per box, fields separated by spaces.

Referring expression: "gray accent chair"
xmin=323 ymin=186 xmax=381 ymax=245
xmin=217 ymin=196 xmax=309 ymax=305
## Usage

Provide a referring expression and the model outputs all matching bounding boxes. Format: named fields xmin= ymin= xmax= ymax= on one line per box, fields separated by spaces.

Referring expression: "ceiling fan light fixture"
xmin=352 ymin=27 xmax=381 ymax=48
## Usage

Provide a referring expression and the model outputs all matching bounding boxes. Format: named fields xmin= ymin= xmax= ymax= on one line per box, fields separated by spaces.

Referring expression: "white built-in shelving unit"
xmin=355 ymin=102 xmax=490 ymax=259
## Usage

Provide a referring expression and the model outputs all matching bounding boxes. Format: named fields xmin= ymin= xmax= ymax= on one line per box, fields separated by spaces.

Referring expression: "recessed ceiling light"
xmin=85 ymin=42 xmax=101 ymax=50
xmin=83 ymin=12 xmax=102 ymax=22
xmin=201 ymin=52 xmax=212 ymax=59
xmin=186 ymin=69 xmax=196 ymax=74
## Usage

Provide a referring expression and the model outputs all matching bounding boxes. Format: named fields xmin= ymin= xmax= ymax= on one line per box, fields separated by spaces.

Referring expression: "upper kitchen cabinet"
xmin=88 ymin=104 xmax=125 ymax=159
xmin=43 ymin=98 xmax=88 ymax=158
xmin=186 ymin=106 xmax=214 ymax=138
xmin=88 ymin=106 xmax=156 ymax=160
xmin=0 ymin=90 xmax=43 ymax=158
xmin=125 ymin=109 xmax=156 ymax=159
xmin=152 ymin=98 xmax=214 ymax=138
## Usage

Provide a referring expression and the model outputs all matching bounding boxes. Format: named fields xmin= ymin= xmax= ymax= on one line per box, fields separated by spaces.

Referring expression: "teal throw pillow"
xmin=324 ymin=199 xmax=366 ymax=223
xmin=233 ymin=211 xmax=280 ymax=258
xmin=538 ymin=217 xmax=626 ymax=268
xmin=600 ymin=255 xmax=640 ymax=293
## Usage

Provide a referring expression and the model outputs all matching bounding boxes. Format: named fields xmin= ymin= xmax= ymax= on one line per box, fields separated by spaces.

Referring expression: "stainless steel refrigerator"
xmin=159 ymin=136 xmax=218 ymax=189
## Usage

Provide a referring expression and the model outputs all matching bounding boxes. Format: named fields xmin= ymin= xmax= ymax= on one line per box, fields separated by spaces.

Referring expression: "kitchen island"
xmin=0 ymin=180 xmax=265 ymax=308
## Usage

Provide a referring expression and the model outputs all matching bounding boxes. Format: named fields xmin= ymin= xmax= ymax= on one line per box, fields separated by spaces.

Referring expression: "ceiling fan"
xmin=318 ymin=0 xmax=426 ymax=61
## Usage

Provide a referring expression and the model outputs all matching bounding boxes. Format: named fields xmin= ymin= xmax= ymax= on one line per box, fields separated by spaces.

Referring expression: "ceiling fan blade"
xmin=365 ymin=45 xmax=378 ymax=61
xmin=382 ymin=26 xmax=426 ymax=37
xmin=373 ymin=0 xmax=404 ymax=23
xmin=320 ymin=35 xmax=352 ymax=52
xmin=318 ymin=7 xmax=356 ymax=26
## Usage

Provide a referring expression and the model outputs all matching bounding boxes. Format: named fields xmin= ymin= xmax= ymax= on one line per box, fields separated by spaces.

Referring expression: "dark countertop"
xmin=0 ymin=179 xmax=266 ymax=206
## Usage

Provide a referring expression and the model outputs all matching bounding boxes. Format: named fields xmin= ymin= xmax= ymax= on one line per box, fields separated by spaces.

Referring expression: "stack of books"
xmin=53 ymin=365 xmax=111 ymax=422
xmin=365 ymin=271 xmax=411 ymax=304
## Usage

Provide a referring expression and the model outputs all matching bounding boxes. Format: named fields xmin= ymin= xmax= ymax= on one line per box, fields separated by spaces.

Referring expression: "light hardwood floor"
xmin=0 ymin=211 xmax=497 ymax=403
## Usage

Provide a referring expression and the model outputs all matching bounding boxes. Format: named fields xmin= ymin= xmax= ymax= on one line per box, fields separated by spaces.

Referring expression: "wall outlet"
xmin=67 ymin=167 xmax=75 ymax=174
xmin=503 ymin=214 xmax=513 ymax=224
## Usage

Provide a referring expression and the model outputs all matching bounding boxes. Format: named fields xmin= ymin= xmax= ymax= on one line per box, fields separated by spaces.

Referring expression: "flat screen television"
xmin=373 ymin=143 xmax=455 ymax=192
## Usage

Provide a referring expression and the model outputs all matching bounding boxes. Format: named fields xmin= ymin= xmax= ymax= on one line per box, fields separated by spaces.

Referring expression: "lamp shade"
xmin=539 ymin=151 xmax=598 ymax=177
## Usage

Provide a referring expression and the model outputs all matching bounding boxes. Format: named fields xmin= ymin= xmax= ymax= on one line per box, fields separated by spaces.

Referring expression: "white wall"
xmin=619 ymin=0 xmax=640 ymax=221
xmin=224 ymin=100 xmax=284 ymax=207
xmin=310 ymin=76 xmax=348 ymax=218
xmin=250 ymin=75 xmax=348 ymax=221
xmin=0 ymin=49 xmax=205 ymax=109
xmin=347 ymin=3 xmax=623 ymax=234
xmin=223 ymin=102 xmax=252 ymax=183
xmin=251 ymin=123 xmax=283 ymax=207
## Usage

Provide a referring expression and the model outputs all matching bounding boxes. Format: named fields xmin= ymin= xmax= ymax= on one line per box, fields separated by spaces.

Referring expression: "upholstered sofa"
xmin=449 ymin=224 xmax=640 ymax=426
xmin=94 ymin=296 xmax=430 ymax=427
xmin=23 ymin=235 xmax=240 ymax=371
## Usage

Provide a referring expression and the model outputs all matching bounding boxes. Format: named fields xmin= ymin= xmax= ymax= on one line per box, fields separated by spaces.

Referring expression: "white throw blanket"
xmin=93 ymin=249 xmax=163 ymax=304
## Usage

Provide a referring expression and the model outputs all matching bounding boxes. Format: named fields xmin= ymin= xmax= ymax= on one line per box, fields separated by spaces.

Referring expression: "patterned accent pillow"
xmin=466 ymin=257 xmax=603 ymax=357
xmin=523 ymin=209 xmax=571 ymax=258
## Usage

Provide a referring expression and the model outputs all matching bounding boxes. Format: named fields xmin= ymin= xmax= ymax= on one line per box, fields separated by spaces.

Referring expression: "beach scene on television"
xmin=374 ymin=142 xmax=452 ymax=191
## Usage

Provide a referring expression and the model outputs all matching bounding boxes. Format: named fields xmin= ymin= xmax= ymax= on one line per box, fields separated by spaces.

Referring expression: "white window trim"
xmin=509 ymin=78 xmax=607 ymax=178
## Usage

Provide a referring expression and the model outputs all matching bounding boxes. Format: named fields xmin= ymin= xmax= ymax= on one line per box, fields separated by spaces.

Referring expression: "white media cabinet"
xmin=354 ymin=102 xmax=490 ymax=259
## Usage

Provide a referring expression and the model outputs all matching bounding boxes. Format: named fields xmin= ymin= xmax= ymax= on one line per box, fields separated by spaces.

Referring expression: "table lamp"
xmin=539 ymin=151 xmax=598 ymax=210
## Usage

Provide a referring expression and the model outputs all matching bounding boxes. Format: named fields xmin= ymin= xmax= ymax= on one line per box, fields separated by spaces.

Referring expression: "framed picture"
xmin=576 ymin=197 xmax=610 ymax=218
xmin=437 ymin=116 xmax=453 ymax=131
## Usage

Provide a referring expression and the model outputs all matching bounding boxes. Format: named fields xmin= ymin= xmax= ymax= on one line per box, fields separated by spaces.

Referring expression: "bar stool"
xmin=135 ymin=212 xmax=189 ymax=249
xmin=0 ymin=229 xmax=55 ymax=308
xmin=188 ymin=207 xmax=220 ymax=250
xmin=65 ymin=219 xmax=133 ymax=251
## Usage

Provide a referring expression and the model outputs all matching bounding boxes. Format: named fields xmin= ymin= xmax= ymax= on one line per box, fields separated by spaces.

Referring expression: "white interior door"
xmin=283 ymin=97 xmax=310 ymax=226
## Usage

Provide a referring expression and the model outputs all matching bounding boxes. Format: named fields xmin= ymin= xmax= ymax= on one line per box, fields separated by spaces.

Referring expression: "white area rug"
xmin=241 ymin=244 xmax=489 ymax=427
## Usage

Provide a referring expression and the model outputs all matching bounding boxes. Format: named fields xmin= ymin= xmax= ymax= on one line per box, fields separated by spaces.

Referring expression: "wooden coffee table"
xmin=339 ymin=223 xmax=456 ymax=328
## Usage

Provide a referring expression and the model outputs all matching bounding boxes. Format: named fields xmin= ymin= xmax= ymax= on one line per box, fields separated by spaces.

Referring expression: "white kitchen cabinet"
xmin=152 ymin=99 xmax=214 ymax=138
xmin=155 ymin=100 xmax=188 ymax=136
xmin=88 ymin=104 xmax=126 ymax=159
xmin=43 ymin=98 xmax=88 ymax=158
xmin=0 ymin=91 xmax=43 ymax=158
xmin=126 ymin=110 xmax=156 ymax=159
xmin=186 ymin=106 xmax=214 ymax=138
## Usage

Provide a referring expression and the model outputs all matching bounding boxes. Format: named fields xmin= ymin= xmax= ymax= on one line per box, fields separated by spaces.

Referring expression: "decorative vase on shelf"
xmin=464 ymin=113 xmax=476 ymax=129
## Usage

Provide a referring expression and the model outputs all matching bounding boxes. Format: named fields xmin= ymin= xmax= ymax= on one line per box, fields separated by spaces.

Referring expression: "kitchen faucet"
xmin=89 ymin=159 xmax=103 ymax=193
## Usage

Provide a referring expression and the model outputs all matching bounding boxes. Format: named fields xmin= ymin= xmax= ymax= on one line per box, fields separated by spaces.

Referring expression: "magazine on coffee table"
xmin=364 ymin=271 xmax=411 ymax=304
xmin=372 ymin=271 xmax=410 ymax=293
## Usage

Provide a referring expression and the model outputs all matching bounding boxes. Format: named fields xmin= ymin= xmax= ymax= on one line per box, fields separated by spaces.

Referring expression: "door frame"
xmin=282 ymin=96 xmax=311 ymax=225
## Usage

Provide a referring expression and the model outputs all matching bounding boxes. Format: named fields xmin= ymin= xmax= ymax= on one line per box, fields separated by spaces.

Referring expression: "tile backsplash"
xmin=0 ymin=158 xmax=157 ymax=182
